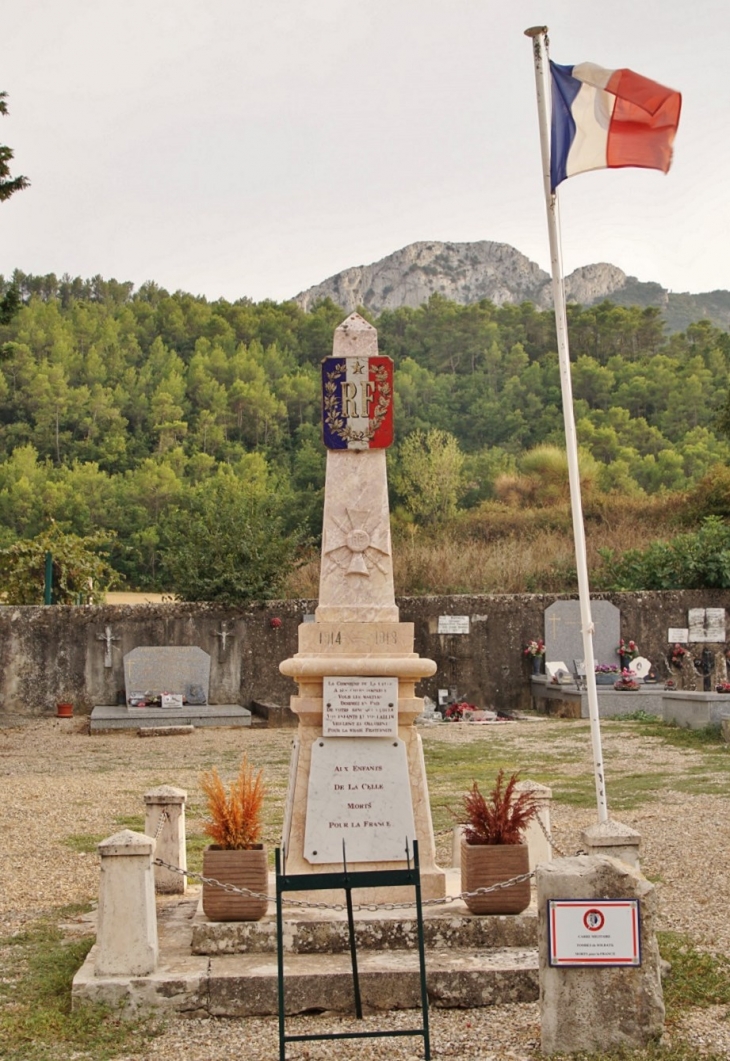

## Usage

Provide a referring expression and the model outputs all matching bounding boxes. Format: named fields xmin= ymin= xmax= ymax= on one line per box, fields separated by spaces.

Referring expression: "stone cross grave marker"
xmin=123 ymin=646 xmax=210 ymax=707
xmin=544 ymin=600 xmax=621 ymax=673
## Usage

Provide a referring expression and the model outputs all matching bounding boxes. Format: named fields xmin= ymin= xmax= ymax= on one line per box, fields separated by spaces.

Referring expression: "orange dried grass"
xmin=460 ymin=769 xmax=539 ymax=846
xmin=200 ymin=754 xmax=265 ymax=850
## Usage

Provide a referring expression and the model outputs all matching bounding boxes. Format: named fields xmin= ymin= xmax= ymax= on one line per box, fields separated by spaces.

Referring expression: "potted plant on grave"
xmin=457 ymin=769 xmax=539 ymax=915
xmin=617 ymin=638 xmax=639 ymax=672
xmin=595 ymin=663 xmax=620 ymax=685
xmin=200 ymin=754 xmax=269 ymax=922
xmin=613 ymin=667 xmax=640 ymax=691
xmin=524 ymin=638 xmax=546 ymax=675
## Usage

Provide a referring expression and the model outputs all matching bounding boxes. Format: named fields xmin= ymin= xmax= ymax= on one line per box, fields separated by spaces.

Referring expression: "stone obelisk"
xmin=279 ymin=313 xmax=444 ymax=901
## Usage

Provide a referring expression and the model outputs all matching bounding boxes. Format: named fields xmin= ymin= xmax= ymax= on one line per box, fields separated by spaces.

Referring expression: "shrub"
xmin=200 ymin=755 xmax=265 ymax=850
xmin=459 ymin=770 xmax=539 ymax=845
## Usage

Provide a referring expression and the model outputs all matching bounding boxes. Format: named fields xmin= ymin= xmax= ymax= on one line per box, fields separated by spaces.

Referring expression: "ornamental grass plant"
xmin=200 ymin=754 xmax=265 ymax=850
xmin=460 ymin=769 xmax=540 ymax=846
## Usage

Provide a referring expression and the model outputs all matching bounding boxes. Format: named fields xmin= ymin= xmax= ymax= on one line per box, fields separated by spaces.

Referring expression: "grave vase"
xmin=460 ymin=840 xmax=531 ymax=915
xmin=202 ymin=846 xmax=268 ymax=922
xmin=531 ymin=656 xmax=543 ymax=675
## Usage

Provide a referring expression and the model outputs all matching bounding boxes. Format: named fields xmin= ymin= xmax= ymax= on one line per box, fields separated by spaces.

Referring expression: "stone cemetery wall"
xmin=1 ymin=588 xmax=729 ymax=717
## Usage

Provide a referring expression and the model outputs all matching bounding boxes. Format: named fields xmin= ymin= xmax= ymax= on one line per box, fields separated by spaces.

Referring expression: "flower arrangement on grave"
xmin=670 ymin=643 xmax=690 ymax=667
xmin=444 ymin=700 xmax=475 ymax=721
xmin=199 ymin=754 xmax=268 ymax=921
xmin=613 ymin=667 xmax=640 ymax=691
xmin=523 ymin=639 xmax=545 ymax=657
xmin=716 ymin=680 xmax=730 ymax=693
xmin=617 ymin=638 xmax=639 ymax=661
xmin=457 ymin=770 xmax=539 ymax=914
xmin=595 ymin=663 xmax=620 ymax=674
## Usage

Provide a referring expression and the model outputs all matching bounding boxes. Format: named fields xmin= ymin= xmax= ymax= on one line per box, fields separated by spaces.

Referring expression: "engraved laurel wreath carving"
xmin=323 ymin=361 xmax=391 ymax=444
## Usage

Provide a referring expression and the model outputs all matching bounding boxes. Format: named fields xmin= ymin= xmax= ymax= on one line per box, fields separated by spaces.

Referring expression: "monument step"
xmin=89 ymin=704 xmax=252 ymax=733
xmin=191 ymin=903 xmax=538 ymax=955
xmin=203 ymin=946 xmax=539 ymax=1016
xmin=72 ymin=896 xmax=540 ymax=1018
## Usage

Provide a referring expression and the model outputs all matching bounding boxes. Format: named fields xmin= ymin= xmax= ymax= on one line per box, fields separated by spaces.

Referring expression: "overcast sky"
xmin=2 ymin=1 xmax=727 ymax=303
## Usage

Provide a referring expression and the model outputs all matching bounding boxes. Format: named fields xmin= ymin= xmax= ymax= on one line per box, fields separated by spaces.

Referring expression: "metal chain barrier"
xmin=154 ymin=809 xmax=169 ymax=840
xmin=534 ymin=813 xmax=569 ymax=858
xmin=152 ymin=857 xmax=534 ymax=912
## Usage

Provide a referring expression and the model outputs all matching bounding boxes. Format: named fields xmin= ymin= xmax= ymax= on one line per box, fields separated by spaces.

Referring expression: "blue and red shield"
xmin=321 ymin=355 xmax=393 ymax=450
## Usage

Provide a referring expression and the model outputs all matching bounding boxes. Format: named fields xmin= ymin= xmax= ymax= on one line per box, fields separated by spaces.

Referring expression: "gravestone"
xmin=123 ymin=647 xmax=210 ymax=707
xmin=544 ymin=600 xmax=620 ymax=672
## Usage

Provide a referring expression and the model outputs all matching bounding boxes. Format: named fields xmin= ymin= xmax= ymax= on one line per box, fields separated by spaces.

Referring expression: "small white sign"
xmin=668 ymin=628 xmax=689 ymax=643
xmin=323 ymin=677 xmax=398 ymax=737
xmin=548 ymin=899 xmax=641 ymax=967
xmin=438 ymin=615 xmax=470 ymax=635
xmin=160 ymin=693 xmax=183 ymax=710
xmin=304 ymin=737 xmax=415 ymax=863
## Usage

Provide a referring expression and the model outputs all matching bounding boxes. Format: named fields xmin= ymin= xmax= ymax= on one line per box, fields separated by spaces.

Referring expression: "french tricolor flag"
xmin=550 ymin=61 xmax=681 ymax=192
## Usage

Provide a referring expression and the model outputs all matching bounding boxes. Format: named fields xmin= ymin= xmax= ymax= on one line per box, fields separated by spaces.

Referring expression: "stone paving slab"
xmin=90 ymin=704 xmax=252 ymax=733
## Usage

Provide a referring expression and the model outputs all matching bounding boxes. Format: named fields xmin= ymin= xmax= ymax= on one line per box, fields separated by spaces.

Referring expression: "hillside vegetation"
xmin=1 ymin=270 xmax=730 ymax=599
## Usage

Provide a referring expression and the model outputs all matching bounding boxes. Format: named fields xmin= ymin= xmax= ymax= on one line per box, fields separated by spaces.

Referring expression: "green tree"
xmin=0 ymin=524 xmax=117 ymax=604
xmin=0 ymin=92 xmax=29 ymax=202
xmin=158 ymin=472 xmax=303 ymax=604
xmin=391 ymin=429 xmax=466 ymax=524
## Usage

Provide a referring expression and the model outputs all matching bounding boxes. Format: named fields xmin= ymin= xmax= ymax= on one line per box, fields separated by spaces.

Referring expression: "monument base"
xmin=280 ymin=622 xmax=444 ymax=899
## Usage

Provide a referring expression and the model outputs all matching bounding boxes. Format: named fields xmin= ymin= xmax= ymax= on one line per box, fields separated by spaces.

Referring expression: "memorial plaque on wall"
xmin=689 ymin=608 xmax=726 ymax=643
xmin=304 ymin=737 xmax=415 ymax=863
xmin=438 ymin=615 xmax=470 ymax=635
xmin=323 ymin=677 xmax=398 ymax=737
xmin=667 ymin=628 xmax=689 ymax=643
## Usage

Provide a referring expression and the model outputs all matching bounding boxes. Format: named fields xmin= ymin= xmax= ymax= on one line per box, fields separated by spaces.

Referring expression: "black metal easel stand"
xmin=275 ymin=839 xmax=430 ymax=1061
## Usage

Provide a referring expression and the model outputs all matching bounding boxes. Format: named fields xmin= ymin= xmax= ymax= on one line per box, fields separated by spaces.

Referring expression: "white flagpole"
xmin=525 ymin=26 xmax=609 ymax=824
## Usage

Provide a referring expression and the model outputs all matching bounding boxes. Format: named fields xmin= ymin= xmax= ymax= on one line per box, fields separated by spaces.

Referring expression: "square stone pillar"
xmin=144 ymin=785 xmax=187 ymax=893
xmin=582 ymin=819 xmax=641 ymax=869
xmin=537 ymin=856 xmax=664 ymax=1055
xmin=95 ymin=830 xmax=158 ymax=976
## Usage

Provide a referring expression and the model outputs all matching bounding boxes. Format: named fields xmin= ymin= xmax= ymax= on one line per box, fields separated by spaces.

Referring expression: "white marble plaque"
xmin=304 ymin=737 xmax=415 ymax=863
xmin=630 ymin=656 xmax=651 ymax=678
xmin=689 ymin=608 xmax=726 ymax=643
xmin=323 ymin=677 xmax=398 ymax=737
xmin=668 ymin=628 xmax=689 ymax=643
xmin=438 ymin=615 xmax=470 ymax=634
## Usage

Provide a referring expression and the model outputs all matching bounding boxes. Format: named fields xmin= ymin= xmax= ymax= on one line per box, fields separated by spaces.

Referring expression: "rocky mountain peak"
xmin=295 ymin=240 xmax=628 ymax=315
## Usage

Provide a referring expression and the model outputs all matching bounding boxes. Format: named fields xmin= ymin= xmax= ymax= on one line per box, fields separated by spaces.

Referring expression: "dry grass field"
xmin=284 ymin=499 xmax=683 ymax=598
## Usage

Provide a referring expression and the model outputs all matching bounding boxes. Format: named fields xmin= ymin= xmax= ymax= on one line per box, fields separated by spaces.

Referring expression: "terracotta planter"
xmin=56 ymin=702 xmax=73 ymax=718
xmin=202 ymin=845 xmax=268 ymax=921
xmin=460 ymin=840 xmax=531 ymax=915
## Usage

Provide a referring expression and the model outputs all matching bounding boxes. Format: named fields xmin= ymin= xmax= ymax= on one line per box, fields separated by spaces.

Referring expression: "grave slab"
xmin=90 ymin=704 xmax=251 ymax=733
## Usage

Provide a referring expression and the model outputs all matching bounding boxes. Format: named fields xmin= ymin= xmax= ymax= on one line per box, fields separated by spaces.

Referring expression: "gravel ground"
xmin=1 ymin=715 xmax=729 ymax=1059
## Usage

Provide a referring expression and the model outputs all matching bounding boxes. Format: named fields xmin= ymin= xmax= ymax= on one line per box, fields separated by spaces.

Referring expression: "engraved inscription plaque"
xmin=304 ymin=737 xmax=415 ymax=863
xmin=323 ymin=676 xmax=398 ymax=737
